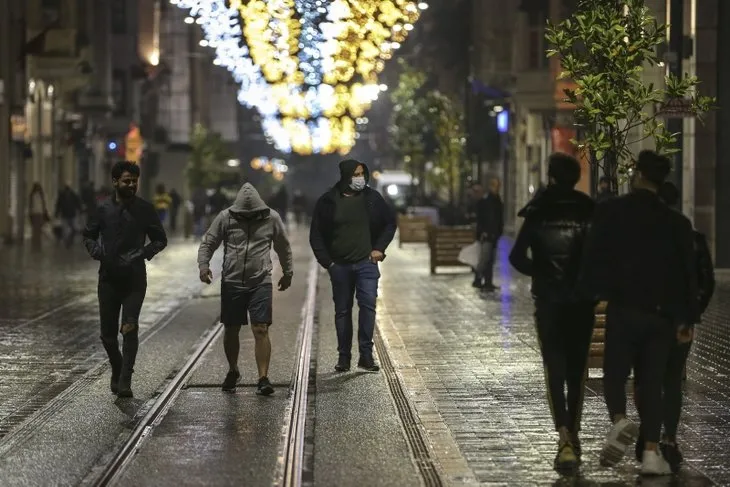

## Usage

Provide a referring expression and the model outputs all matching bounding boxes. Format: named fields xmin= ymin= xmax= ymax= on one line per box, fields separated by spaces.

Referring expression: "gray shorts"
xmin=221 ymin=282 xmax=273 ymax=326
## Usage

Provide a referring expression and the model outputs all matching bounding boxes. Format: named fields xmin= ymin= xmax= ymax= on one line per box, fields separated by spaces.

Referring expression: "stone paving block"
xmin=376 ymin=240 xmax=724 ymax=485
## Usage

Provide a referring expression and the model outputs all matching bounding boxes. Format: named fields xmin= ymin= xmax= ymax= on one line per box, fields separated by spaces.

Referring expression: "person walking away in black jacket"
xmin=168 ymin=188 xmax=182 ymax=233
xmin=509 ymin=153 xmax=595 ymax=472
xmin=55 ymin=183 xmax=82 ymax=248
xmin=475 ymin=177 xmax=504 ymax=291
xmin=197 ymin=183 xmax=293 ymax=395
xmin=82 ymin=161 xmax=168 ymax=398
xmin=633 ymin=181 xmax=715 ymax=471
xmin=578 ymin=150 xmax=698 ymax=476
xmin=596 ymin=176 xmax=613 ymax=203
xmin=309 ymin=159 xmax=397 ymax=373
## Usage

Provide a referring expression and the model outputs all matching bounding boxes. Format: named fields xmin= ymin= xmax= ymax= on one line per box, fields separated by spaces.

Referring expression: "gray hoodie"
xmin=197 ymin=183 xmax=293 ymax=289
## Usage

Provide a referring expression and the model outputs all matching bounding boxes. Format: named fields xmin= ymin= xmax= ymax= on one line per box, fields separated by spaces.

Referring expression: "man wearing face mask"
xmin=309 ymin=159 xmax=397 ymax=372
xmin=82 ymin=161 xmax=167 ymax=398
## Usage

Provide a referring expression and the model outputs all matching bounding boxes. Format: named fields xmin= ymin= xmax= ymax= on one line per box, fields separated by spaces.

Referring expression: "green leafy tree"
xmin=545 ymin=0 xmax=715 ymax=188
xmin=185 ymin=123 xmax=232 ymax=190
xmin=424 ymin=91 xmax=467 ymax=205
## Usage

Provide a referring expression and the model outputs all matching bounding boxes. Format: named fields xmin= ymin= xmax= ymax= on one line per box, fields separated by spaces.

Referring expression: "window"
xmin=111 ymin=0 xmax=127 ymax=35
xmin=41 ymin=0 xmax=61 ymax=24
xmin=526 ymin=6 xmax=548 ymax=69
xmin=112 ymin=70 xmax=127 ymax=116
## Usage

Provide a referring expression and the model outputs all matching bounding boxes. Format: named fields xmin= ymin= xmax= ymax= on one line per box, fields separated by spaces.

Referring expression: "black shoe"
xmin=256 ymin=376 xmax=274 ymax=396
xmin=635 ymin=434 xmax=645 ymax=462
xmin=357 ymin=358 xmax=380 ymax=372
xmin=117 ymin=374 xmax=133 ymax=398
xmin=483 ymin=284 xmax=498 ymax=292
xmin=471 ymin=279 xmax=483 ymax=288
xmin=661 ymin=442 xmax=683 ymax=473
xmin=554 ymin=441 xmax=579 ymax=472
xmin=222 ymin=370 xmax=241 ymax=392
xmin=334 ymin=358 xmax=351 ymax=372
xmin=110 ymin=367 xmax=121 ymax=395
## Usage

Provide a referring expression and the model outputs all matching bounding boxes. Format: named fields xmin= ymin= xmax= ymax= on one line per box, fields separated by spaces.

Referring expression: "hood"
xmin=517 ymin=186 xmax=594 ymax=218
xmin=229 ymin=183 xmax=269 ymax=217
xmin=337 ymin=159 xmax=370 ymax=191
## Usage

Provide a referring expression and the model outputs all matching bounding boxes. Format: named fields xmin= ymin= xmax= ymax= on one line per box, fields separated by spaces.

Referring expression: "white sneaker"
xmin=600 ymin=418 xmax=640 ymax=467
xmin=641 ymin=449 xmax=672 ymax=475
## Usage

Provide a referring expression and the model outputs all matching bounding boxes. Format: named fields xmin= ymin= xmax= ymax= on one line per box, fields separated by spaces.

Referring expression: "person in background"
xmin=191 ymin=186 xmax=209 ymax=239
xmin=633 ymin=181 xmax=715 ymax=472
xmin=169 ymin=188 xmax=182 ymax=233
xmin=54 ymin=183 xmax=83 ymax=248
xmin=80 ymin=182 xmax=97 ymax=215
xmin=197 ymin=183 xmax=293 ymax=395
xmin=153 ymin=184 xmax=172 ymax=226
xmin=474 ymin=177 xmax=504 ymax=291
xmin=209 ymin=184 xmax=230 ymax=217
xmin=292 ymin=189 xmax=308 ymax=225
xmin=309 ymin=159 xmax=397 ymax=373
xmin=269 ymin=186 xmax=289 ymax=225
xmin=82 ymin=161 xmax=167 ymax=398
xmin=29 ymin=183 xmax=50 ymax=249
xmin=509 ymin=153 xmax=595 ymax=472
xmin=596 ymin=176 xmax=613 ymax=203
xmin=578 ymin=150 xmax=698 ymax=476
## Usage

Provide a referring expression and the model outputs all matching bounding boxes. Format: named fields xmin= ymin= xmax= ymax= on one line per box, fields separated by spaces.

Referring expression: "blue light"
xmin=108 ymin=141 xmax=118 ymax=150
xmin=497 ymin=111 xmax=509 ymax=133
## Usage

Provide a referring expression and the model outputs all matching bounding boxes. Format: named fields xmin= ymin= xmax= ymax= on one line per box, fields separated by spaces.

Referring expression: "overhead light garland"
xmin=171 ymin=0 xmax=425 ymax=155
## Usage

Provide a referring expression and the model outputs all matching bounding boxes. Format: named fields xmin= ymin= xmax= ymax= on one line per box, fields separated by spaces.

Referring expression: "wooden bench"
xmin=428 ymin=225 xmax=475 ymax=274
xmin=397 ymin=214 xmax=431 ymax=248
xmin=587 ymin=301 xmax=607 ymax=370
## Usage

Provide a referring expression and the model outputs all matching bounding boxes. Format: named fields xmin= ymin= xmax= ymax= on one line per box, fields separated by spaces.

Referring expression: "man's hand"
xmin=199 ymin=267 xmax=213 ymax=284
xmin=278 ymin=274 xmax=292 ymax=291
xmin=370 ymin=250 xmax=384 ymax=263
xmin=677 ymin=325 xmax=694 ymax=344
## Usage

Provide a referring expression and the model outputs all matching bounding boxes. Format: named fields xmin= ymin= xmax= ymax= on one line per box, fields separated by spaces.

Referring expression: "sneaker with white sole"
xmin=641 ymin=449 xmax=672 ymax=476
xmin=600 ymin=418 xmax=640 ymax=467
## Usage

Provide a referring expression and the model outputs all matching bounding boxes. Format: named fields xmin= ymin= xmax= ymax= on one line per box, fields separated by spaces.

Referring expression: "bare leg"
xmin=251 ymin=323 xmax=271 ymax=379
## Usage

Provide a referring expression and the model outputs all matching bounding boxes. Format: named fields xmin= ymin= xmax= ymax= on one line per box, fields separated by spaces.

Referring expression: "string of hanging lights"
xmin=171 ymin=0 xmax=426 ymax=155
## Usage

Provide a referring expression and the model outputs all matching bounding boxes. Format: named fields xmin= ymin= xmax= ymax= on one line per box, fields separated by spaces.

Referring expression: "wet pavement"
xmin=375 ymin=239 xmax=728 ymax=486
xmin=0 ymin=238 xmax=215 ymax=439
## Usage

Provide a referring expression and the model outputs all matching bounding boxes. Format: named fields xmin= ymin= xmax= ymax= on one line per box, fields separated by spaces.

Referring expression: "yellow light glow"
xmin=148 ymin=50 xmax=160 ymax=66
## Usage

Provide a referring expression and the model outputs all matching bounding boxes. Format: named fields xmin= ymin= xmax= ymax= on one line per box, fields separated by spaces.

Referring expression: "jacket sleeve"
xmin=82 ymin=205 xmax=103 ymax=260
xmin=695 ymin=231 xmax=715 ymax=317
xmin=494 ymin=197 xmax=505 ymax=238
xmin=576 ymin=201 xmax=613 ymax=300
xmin=198 ymin=213 xmax=224 ymax=270
xmin=143 ymin=206 xmax=168 ymax=260
xmin=677 ymin=217 xmax=700 ymax=325
xmin=272 ymin=213 xmax=294 ymax=277
xmin=509 ymin=217 xmax=534 ymax=276
xmin=372 ymin=192 xmax=397 ymax=254
xmin=309 ymin=196 xmax=334 ymax=269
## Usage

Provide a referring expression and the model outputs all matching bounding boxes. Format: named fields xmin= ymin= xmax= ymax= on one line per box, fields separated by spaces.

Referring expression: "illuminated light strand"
xmin=173 ymin=0 xmax=423 ymax=155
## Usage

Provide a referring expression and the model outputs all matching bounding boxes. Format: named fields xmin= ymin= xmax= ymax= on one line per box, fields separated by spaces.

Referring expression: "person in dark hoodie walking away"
xmin=578 ymin=150 xmax=698 ymax=476
xmin=197 ymin=183 xmax=293 ymax=395
xmin=309 ymin=159 xmax=397 ymax=373
xmin=55 ymin=183 xmax=83 ymax=248
xmin=633 ymin=181 xmax=715 ymax=472
xmin=82 ymin=161 xmax=167 ymax=398
xmin=509 ymin=153 xmax=595 ymax=472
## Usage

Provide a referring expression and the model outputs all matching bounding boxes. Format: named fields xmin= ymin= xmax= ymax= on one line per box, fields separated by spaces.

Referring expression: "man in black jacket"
xmin=578 ymin=151 xmax=698 ymax=476
xmin=633 ymin=181 xmax=715 ymax=471
xmin=309 ymin=159 xmax=396 ymax=373
xmin=83 ymin=161 xmax=167 ymax=398
xmin=474 ymin=177 xmax=504 ymax=290
xmin=509 ymin=153 xmax=595 ymax=471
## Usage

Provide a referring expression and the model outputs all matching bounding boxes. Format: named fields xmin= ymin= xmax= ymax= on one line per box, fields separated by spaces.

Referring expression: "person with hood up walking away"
xmin=509 ymin=153 xmax=596 ymax=472
xmin=309 ymin=159 xmax=397 ymax=373
xmin=197 ymin=183 xmax=293 ymax=395
xmin=578 ymin=150 xmax=698 ymax=476
xmin=82 ymin=161 xmax=167 ymax=398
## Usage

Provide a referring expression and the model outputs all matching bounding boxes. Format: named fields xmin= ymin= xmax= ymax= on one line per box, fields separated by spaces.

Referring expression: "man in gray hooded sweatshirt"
xmin=198 ymin=183 xmax=294 ymax=395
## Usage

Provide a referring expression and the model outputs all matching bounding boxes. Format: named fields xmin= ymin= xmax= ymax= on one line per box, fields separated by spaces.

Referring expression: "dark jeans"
xmin=535 ymin=300 xmax=595 ymax=432
xmin=98 ymin=273 xmax=147 ymax=376
xmin=603 ymin=304 xmax=675 ymax=443
xmin=328 ymin=259 xmax=380 ymax=361
xmin=476 ymin=240 xmax=497 ymax=285
xmin=635 ymin=340 xmax=692 ymax=439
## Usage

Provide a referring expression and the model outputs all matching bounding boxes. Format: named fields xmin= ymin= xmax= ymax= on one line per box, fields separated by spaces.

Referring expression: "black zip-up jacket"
xmin=475 ymin=193 xmax=504 ymax=242
xmin=509 ymin=186 xmax=595 ymax=303
xmin=577 ymin=189 xmax=699 ymax=324
xmin=82 ymin=195 xmax=167 ymax=278
xmin=694 ymin=230 xmax=715 ymax=316
xmin=309 ymin=161 xmax=397 ymax=269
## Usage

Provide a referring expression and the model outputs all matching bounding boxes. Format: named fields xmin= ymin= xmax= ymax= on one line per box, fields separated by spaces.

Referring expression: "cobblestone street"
xmin=0 ymin=237 xmax=218 ymax=438
xmin=376 ymin=240 xmax=728 ymax=485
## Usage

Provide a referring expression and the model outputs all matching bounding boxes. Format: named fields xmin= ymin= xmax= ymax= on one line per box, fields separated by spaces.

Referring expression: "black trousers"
xmin=98 ymin=272 xmax=147 ymax=376
xmin=476 ymin=241 xmax=497 ymax=285
xmin=635 ymin=340 xmax=692 ymax=439
xmin=535 ymin=300 xmax=596 ymax=432
xmin=603 ymin=304 xmax=675 ymax=443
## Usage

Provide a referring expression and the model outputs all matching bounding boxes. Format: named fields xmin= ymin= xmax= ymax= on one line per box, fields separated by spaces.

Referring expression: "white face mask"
xmin=349 ymin=176 xmax=366 ymax=191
